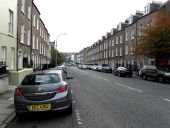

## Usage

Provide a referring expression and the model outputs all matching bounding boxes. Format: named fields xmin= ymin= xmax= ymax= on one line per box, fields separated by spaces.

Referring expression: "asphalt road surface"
xmin=7 ymin=66 xmax=170 ymax=128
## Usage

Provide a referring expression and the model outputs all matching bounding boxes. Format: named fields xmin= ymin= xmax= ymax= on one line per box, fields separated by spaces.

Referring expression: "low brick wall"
xmin=0 ymin=74 xmax=9 ymax=94
xmin=9 ymin=68 xmax=33 ymax=86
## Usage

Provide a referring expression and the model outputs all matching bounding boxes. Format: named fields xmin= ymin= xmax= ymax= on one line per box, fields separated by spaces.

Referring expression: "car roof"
xmin=45 ymin=69 xmax=62 ymax=75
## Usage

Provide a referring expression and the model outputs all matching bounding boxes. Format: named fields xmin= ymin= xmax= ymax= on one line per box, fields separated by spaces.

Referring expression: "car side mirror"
xmin=67 ymin=76 xmax=74 ymax=79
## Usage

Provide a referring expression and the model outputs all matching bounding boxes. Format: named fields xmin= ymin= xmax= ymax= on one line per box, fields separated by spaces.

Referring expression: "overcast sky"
xmin=34 ymin=0 xmax=167 ymax=53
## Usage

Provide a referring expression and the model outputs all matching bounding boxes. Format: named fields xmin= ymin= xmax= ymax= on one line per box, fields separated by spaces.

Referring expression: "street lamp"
xmin=55 ymin=33 xmax=67 ymax=66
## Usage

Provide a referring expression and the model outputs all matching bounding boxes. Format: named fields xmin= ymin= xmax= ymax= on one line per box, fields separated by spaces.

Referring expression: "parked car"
xmin=102 ymin=66 xmax=112 ymax=73
xmin=14 ymin=70 xmax=73 ymax=117
xmin=81 ymin=64 xmax=88 ymax=70
xmin=91 ymin=65 xmax=97 ymax=71
xmin=139 ymin=65 xmax=170 ymax=83
xmin=96 ymin=66 xmax=103 ymax=72
xmin=113 ymin=67 xmax=132 ymax=77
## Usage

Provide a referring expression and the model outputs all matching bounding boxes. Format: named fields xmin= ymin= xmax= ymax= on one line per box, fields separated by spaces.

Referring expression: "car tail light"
xmin=15 ymin=88 xmax=22 ymax=96
xmin=57 ymin=84 xmax=68 ymax=93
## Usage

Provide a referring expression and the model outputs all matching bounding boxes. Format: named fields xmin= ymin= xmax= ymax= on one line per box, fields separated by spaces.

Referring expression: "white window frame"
xmin=120 ymin=47 xmax=122 ymax=56
xmin=33 ymin=15 xmax=36 ymax=27
xmin=8 ymin=10 xmax=13 ymax=35
xmin=131 ymin=29 xmax=135 ymax=39
xmin=20 ymin=24 xmax=24 ymax=43
xmin=27 ymin=29 xmax=30 ymax=45
xmin=1 ymin=46 xmax=6 ymax=64
xmin=37 ymin=18 xmax=39 ymax=30
xmin=116 ymin=48 xmax=118 ymax=56
xmin=28 ymin=6 xmax=31 ymax=20
xmin=120 ymin=35 xmax=123 ymax=43
xmin=116 ymin=36 xmax=119 ymax=44
xmin=36 ymin=38 xmax=38 ymax=50
xmin=10 ymin=47 xmax=15 ymax=69
xmin=32 ymin=35 xmax=35 ymax=49
xmin=21 ymin=0 xmax=25 ymax=13
xmin=112 ymin=39 xmax=114 ymax=46
xmin=125 ymin=45 xmax=128 ymax=55
xmin=125 ymin=32 xmax=128 ymax=41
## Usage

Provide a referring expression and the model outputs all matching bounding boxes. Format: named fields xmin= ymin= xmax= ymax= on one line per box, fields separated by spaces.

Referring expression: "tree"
xmin=50 ymin=47 xmax=57 ymax=67
xmin=56 ymin=51 xmax=65 ymax=65
xmin=134 ymin=13 xmax=170 ymax=65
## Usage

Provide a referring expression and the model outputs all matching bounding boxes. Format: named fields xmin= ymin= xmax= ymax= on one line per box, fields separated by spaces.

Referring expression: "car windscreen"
xmin=21 ymin=74 xmax=61 ymax=85
xmin=157 ymin=66 xmax=170 ymax=72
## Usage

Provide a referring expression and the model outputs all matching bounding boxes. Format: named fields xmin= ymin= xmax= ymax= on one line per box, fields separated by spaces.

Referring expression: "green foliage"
xmin=50 ymin=47 xmax=65 ymax=66
xmin=134 ymin=13 xmax=170 ymax=59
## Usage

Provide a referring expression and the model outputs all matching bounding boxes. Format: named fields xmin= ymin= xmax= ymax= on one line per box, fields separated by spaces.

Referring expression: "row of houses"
xmin=0 ymin=0 xmax=51 ymax=89
xmin=76 ymin=0 xmax=170 ymax=70
xmin=0 ymin=0 xmax=51 ymax=71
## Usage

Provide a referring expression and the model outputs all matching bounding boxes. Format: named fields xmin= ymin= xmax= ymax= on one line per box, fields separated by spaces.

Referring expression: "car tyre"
xmin=142 ymin=74 xmax=147 ymax=80
xmin=65 ymin=104 xmax=72 ymax=115
xmin=157 ymin=75 xmax=165 ymax=83
xmin=16 ymin=112 xmax=23 ymax=119
xmin=118 ymin=72 xmax=121 ymax=77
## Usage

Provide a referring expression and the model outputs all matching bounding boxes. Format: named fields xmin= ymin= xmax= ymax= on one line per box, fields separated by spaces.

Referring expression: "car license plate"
xmin=28 ymin=104 xmax=51 ymax=111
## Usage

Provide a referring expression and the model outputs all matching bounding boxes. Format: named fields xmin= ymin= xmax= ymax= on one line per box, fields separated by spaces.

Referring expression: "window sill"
xmin=8 ymin=34 xmax=13 ymax=37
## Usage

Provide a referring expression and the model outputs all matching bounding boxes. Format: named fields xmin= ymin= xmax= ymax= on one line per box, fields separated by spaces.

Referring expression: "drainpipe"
xmin=30 ymin=0 xmax=33 ymax=69
xmin=16 ymin=0 xmax=19 ymax=71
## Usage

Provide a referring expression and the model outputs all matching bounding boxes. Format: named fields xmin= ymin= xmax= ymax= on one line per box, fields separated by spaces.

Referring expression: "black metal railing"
xmin=0 ymin=61 xmax=8 ymax=75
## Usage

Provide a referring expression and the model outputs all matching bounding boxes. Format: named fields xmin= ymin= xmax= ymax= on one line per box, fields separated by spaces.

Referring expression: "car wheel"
xmin=157 ymin=75 xmax=165 ymax=83
xmin=16 ymin=112 xmax=23 ymax=119
xmin=142 ymin=74 xmax=147 ymax=80
xmin=118 ymin=72 xmax=121 ymax=77
xmin=65 ymin=104 xmax=72 ymax=115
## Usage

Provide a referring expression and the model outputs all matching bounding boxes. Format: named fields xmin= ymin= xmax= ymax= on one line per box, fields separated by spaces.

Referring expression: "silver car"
xmin=14 ymin=70 xmax=73 ymax=117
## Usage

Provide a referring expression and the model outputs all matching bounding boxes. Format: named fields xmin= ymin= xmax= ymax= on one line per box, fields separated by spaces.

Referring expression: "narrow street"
xmin=7 ymin=66 xmax=170 ymax=128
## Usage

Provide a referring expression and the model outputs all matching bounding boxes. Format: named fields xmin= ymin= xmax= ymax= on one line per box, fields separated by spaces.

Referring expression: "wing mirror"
xmin=66 ymin=76 xmax=74 ymax=79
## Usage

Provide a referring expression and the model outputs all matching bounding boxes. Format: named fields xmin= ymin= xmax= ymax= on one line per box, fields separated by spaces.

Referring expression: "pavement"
xmin=0 ymin=86 xmax=16 ymax=128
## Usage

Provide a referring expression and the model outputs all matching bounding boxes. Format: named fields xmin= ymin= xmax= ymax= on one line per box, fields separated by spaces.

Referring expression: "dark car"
xmin=14 ymin=70 xmax=73 ymax=117
xmin=102 ymin=66 xmax=112 ymax=73
xmin=96 ymin=66 xmax=103 ymax=72
xmin=113 ymin=67 xmax=132 ymax=77
xmin=139 ymin=65 xmax=170 ymax=83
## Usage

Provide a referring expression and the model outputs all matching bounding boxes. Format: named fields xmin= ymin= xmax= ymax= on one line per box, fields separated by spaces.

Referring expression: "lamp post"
xmin=55 ymin=33 xmax=67 ymax=66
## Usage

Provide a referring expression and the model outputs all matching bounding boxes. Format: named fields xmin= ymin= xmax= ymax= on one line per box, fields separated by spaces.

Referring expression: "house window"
xmin=125 ymin=45 xmax=128 ymax=55
xmin=112 ymin=39 xmax=114 ymax=46
xmin=40 ymin=43 xmax=41 ymax=54
xmin=42 ymin=30 xmax=43 ymax=38
xmin=8 ymin=10 xmax=14 ymax=35
xmin=116 ymin=36 xmax=119 ymax=44
xmin=28 ymin=6 xmax=31 ymax=19
xmin=33 ymin=15 xmax=36 ymax=27
xmin=27 ymin=29 xmax=30 ymax=45
xmin=11 ymin=47 xmax=15 ymax=69
xmin=20 ymin=24 xmax=24 ymax=43
xmin=40 ymin=27 xmax=41 ymax=36
xmin=21 ymin=0 xmax=25 ymax=13
xmin=139 ymin=24 xmax=143 ymax=36
xmin=37 ymin=18 xmax=39 ymax=30
xmin=125 ymin=32 xmax=128 ymax=41
xmin=44 ymin=46 xmax=45 ymax=56
xmin=120 ymin=35 xmax=123 ymax=43
xmin=1 ymin=46 xmax=6 ymax=65
xmin=120 ymin=47 xmax=122 ymax=56
xmin=36 ymin=38 xmax=38 ymax=50
xmin=131 ymin=29 xmax=135 ymax=39
xmin=112 ymin=50 xmax=114 ymax=57
xmin=116 ymin=48 xmax=118 ymax=56
xmin=32 ymin=35 xmax=35 ymax=49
